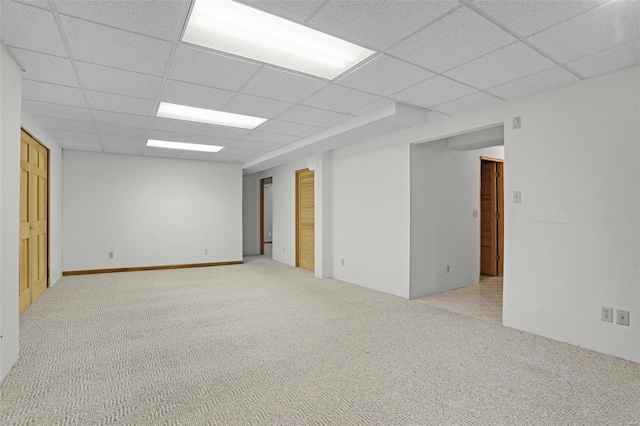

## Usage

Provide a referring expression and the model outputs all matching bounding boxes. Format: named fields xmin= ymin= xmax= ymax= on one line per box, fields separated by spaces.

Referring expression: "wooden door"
xmin=296 ymin=169 xmax=314 ymax=272
xmin=19 ymin=130 xmax=48 ymax=315
xmin=480 ymin=159 xmax=503 ymax=276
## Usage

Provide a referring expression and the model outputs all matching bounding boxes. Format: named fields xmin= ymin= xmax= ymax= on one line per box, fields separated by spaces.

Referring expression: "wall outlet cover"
xmin=601 ymin=307 xmax=613 ymax=322
xmin=617 ymin=309 xmax=630 ymax=326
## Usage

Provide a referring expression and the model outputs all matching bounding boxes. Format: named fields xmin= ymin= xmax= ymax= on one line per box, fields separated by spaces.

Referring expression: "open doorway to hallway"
xmin=260 ymin=177 xmax=273 ymax=258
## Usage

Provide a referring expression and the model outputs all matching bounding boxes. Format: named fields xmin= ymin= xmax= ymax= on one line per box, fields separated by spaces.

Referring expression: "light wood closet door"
xmin=19 ymin=130 xmax=48 ymax=315
xmin=480 ymin=161 xmax=498 ymax=276
xmin=296 ymin=169 xmax=315 ymax=272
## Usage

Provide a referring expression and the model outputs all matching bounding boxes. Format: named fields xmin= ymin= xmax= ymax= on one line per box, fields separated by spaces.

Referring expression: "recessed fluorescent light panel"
xmin=183 ymin=0 xmax=375 ymax=79
xmin=146 ymin=139 xmax=224 ymax=153
xmin=157 ymin=102 xmax=267 ymax=129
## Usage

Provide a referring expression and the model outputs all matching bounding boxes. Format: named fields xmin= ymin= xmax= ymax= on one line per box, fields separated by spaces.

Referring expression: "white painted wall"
xmin=263 ymin=184 xmax=273 ymax=243
xmin=243 ymin=65 xmax=639 ymax=362
xmin=410 ymin=141 xmax=504 ymax=298
xmin=242 ymin=174 xmax=260 ymax=256
xmin=0 ymin=45 xmax=22 ymax=381
xmin=331 ymin=139 xmax=411 ymax=298
xmin=63 ymin=151 xmax=243 ymax=271
xmin=21 ymin=112 xmax=63 ymax=286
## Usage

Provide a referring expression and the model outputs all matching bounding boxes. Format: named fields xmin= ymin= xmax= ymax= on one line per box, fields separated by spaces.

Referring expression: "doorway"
xmin=295 ymin=169 xmax=314 ymax=272
xmin=19 ymin=129 xmax=49 ymax=315
xmin=480 ymin=157 xmax=504 ymax=276
xmin=259 ymin=177 xmax=273 ymax=257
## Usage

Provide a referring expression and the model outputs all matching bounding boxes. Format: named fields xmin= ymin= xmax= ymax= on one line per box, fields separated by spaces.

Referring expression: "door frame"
xmin=479 ymin=156 xmax=504 ymax=277
xmin=20 ymin=128 xmax=50 ymax=314
xmin=259 ymin=177 xmax=273 ymax=255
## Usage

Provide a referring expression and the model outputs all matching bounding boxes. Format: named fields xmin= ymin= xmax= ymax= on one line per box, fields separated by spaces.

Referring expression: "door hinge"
xmin=495 ymin=171 xmax=500 ymax=178
xmin=496 ymin=254 xmax=501 ymax=261
xmin=496 ymin=213 xmax=500 ymax=219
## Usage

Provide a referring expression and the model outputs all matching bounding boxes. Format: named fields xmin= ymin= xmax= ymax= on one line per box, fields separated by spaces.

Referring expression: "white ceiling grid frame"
xmin=21 ymin=80 xmax=85 ymax=107
xmin=390 ymin=76 xmax=477 ymax=110
xmin=92 ymin=110 xmax=152 ymax=129
xmin=306 ymin=0 xmax=461 ymax=51
xmin=240 ymin=66 xmax=329 ymax=103
xmin=566 ymin=39 xmax=640 ymax=79
xmin=1 ymin=1 xmax=67 ymax=56
xmin=526 ymin=0 xmax=640 ymax=64
xmin=76 ymin=61 xmax=164 ymax=100
xmin=387 ymin=7 xmax=517 ymax=73
xmin=443 ymin=42 xmax=558 ymax=90
xmin=336 ymin=54 xmax=435 ymax=97
xmin=9 ymin=48 xmax=79 ymax=87
xmin=486 ymin=67 xmax=580 ymax=101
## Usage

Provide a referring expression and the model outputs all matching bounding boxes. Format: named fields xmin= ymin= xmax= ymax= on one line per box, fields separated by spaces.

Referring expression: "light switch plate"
xmin=513 ymin=191 xmax=521 ymax=203
xmin=513 ymin=116 xmax=521 ymax=129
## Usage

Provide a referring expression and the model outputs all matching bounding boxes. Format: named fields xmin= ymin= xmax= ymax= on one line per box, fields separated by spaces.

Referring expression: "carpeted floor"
xmin=1 ymin=256 xmax=639 ymax=425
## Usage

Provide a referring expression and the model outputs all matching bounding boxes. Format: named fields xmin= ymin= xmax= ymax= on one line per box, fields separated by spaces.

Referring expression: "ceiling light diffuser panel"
xmin=156 ymin=102 xmax=267 ymax=129
xmin=147 ymin=139 xmax=224 ymax=153
xmin=183 ymin=0 xmax=375 ymax=80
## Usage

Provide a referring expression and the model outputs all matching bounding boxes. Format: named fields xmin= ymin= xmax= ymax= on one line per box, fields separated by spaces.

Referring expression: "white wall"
xmin=243 ymin=65 xmax=639 ymax=362
xmin=63 ymin=151 xmax=243 ymax=271
xmin=331 ymin=139 xmax=411 ymax=298
xmin=0 ymin=45 xmax=22 ymax=381
xmin=263 ymin=184 xmax=273 ymax=242
xmin=410 ymin=142 xmax=504 ymax=298
xmin=21 ymin=112 xmax=63 ymax=286
xmin=242 ymin=174 xmax=260 ymax=256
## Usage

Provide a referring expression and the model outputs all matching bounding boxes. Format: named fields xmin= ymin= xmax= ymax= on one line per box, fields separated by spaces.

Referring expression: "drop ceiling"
xmin=1 ymin=0 xmax=638 ymax=171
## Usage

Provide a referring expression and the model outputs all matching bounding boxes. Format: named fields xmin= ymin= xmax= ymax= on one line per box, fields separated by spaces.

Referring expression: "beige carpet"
xmin=1 ymin=257 xmax=639 ymax=425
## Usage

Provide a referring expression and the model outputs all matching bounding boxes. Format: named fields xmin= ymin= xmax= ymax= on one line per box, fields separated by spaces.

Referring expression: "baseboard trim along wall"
xmin=62 ymin=261 xmax=244 ymax=276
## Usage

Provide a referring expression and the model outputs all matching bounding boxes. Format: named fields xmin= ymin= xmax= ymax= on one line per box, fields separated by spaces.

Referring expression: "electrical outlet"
xmin=108 ymin=252 xmax=114 ymax=259
xmin=204 ymin=248 xmax=208 ymax=254
xmin=617 ymin=309 xmax=630 ymax=326
xmin=513 ymin=191 xmax=522 ymax=203
xmin=283 ymin=247 xmax=285 ymax=253
xmin=601 ymin=307 xmax=613 ymax=322
xmin=341 ymin=258 xmax=344 ymax=266
xmin=447 ymin=265 xmax=451 ymax=273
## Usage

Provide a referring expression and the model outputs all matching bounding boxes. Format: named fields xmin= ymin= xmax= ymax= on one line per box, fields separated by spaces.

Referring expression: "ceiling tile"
xmin=103 ymin=144 xmax=144 ymax=155
xmin=10 ymin=48 xmax=79 ymax=87
xmin=241 ymin=131 xmax=296 ymax=144
xmin=142 ymin=146 xmax=179 ymax=158
xmin=275 ymin=105 xmax=344 ymax=126
xmin=199 ymin=125 xmax=252 ymax=139
xmin=309 ymin=0 xmax=459 ymax=51
xmin=22 ymin=80 xmax=85 ymax=107
xmin=241 ymin=67 xmax=327 ymax=103
xmin=433 ymin=92 xmax=503 ymax=116
xmin=337 ymin=55 xmax=434 ymax=97
xmin=86 ymin=91 xmax=157 ymax=116
xmin=151 ymin=117 xmax=206 ymax=135
xmin=231 ymin=140 xmax=274 ymax=150
xmin=391 ymin=76 xmax=476 ymax=109
xmin=58 ymin=140 xmax=103 ymax=152
xmin=527 ymin=0 xmax=640 ymax=63
xmin=23 ymin=100 xmax=91 ymax=121
xmin=566 ymin=39 xmax=640 ymax=79
xmin=302 ymin=85 xmax=379 ymax=113
xmin=100 ymin=135 xmax=146 ymax=149
xmin=297 ymin=126 xmax=326 ymax=139
xmin=236 ymin=0 xmax=324 ymax=22
xmin=224 ymin=94 xmax=293 ymax=119
xmin=445 ymin=42 xmax=556 ymax=90
xmin=48 ymin=129 xmax=100 ymax=143
xmin=257 ymin=120 xmax=312 ymax=136
xmin=32 ymin=116 xmax=96 ymax=133
xmin=168 ymin=45 xmax=261 ymax=91
xmin=60 ymin=15 xmax=172 ymax=76
xmin=92 ymin=110 xmax=152 ymax=129
xmin=176 ymin=151 xmax=216 ymax=161
xmin=148 ymin=130 xmax=204 ymax=144
xmin=213 ymin=147 xmax=259 ymax=161
xmin=487 ymin=67 xmax=580 ymax=100
xmin=10 ymin=0 xmax=50 ymax=9
xmin=55 ymin=0 xmax=186 ymax=41
xmin=161 ymin=79 xmax=236 ymax=111
xmin=194 ymin=135 xmax=232 ymax=147
xmin=97 ymin=123 xmax=148 ymax=138
xmin=1 ymin=1 xmax=67 ymax=56
xmin=76 ymin=62 xmax=162 ymax=100
xmin=471 ymin=0 xmax=605 ymax=37
xmin=388 ymin=7 xmax=516 ymax=72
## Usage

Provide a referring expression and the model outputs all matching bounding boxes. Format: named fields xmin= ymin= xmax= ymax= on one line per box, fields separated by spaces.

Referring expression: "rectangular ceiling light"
xmin=146 ymin=139 xmax=224 ymax=153
xmin=157 ymin=102 xmax=267 ymax=129
xmin=183 ymin=0 xmax=375 ymax=80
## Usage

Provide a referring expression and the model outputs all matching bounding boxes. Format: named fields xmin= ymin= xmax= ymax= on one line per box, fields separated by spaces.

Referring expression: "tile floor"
xmin=414 ymin=275 xmax=503 ymax=324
